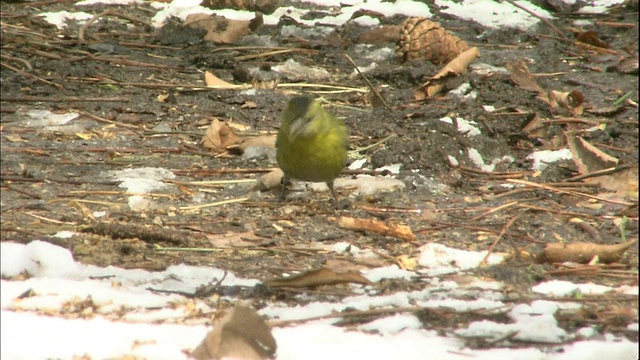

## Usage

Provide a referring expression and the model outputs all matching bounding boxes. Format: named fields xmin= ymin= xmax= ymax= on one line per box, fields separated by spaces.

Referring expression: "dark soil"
xmin=1 ymin=0 xmax=638 ymax=345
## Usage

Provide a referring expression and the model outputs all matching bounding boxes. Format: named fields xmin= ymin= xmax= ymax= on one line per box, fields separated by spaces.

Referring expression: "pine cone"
xmin=396 ymin=17 xmax=469 ymax=65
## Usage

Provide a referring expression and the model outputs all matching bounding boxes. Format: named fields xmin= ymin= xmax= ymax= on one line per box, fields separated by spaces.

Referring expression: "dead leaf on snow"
xmin=202 ymin=118 xmax=242 ymax=153
xmin=191 ymin=305 xmax=277 ymax=360
xmin=324 ymin=257 xmax=388 ymax=271
xmin=267 ymin=267 xmax=373 ymax=288
xmin=185 ymin=13 xmax=263 ymax=44
xmin=395 ymin=254 xmax=418 ymax=270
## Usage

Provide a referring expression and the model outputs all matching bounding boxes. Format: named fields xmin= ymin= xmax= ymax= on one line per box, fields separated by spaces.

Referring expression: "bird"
xmin=275 ymin=95 xmax=349 ymax=202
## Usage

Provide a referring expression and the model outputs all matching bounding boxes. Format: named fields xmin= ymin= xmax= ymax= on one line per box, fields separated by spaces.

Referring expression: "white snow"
xmin=2 ymin=240 xmax=637 ymax=359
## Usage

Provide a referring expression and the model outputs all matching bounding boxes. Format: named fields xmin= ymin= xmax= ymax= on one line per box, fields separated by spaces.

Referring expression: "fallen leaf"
xmin=267 ymin=267 xmax=373 ymax=288
xmin=252 ymin=168 xmax=283 ymax=192
xmin=565 ymin=131 xmax=619 ymax=174
xmin=202 ymin=118 xmax=242 ymax=152
xmin=338 ymin=216 xmax=416 ymax=242
xmin=185 ymin=13 xmax=263 ymax=44
xmin=522 ymin=113 xmax=549 ymax=139
xmin=414 ymin=47 xmax=480 ymax=99
xmin=535 ymin=238 xmax=638 ymax=264
xmin=204 ymin=71 xmax=249 ymax=89
xmin=576 ymin=31 xmax=609 ymax=49
xmin=238 ymin=135 xmax=276 ymax=152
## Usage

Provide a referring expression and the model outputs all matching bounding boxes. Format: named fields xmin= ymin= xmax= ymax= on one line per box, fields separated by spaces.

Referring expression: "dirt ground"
xmin=1 ymin=0 xmax=638 ymax=347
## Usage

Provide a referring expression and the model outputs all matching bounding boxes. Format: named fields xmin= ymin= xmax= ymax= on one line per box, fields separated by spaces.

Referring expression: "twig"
xmin=76 ymin=110 xmax=144 ymax=133
xmin=469 ymin=201 xmax=519 ymax=222
xmin=1 ymin=54 xmax=33 ymax=70
xmin=78 ymin=10 xmax=153 ymax=42
xmin=179 ymin=197 xmax=250 ymax=211
xmin=1 ymin=95 xmax=129 ymax=102
xmin=595 ymin=21 xmax=637 ymax=28
xmin=22 ymin=212 xmax=76 ymax=225
xmin=268 ymin=306 xmax=424 ymax=327
xmin=508 ymin=179 xmax=635 ymax=206
xmin=3 ymin=185 xmax=41 ymax=199
xmin=566 ymin=164 xmax=634 ymax=182
xmin=503 ymin=0 xmax=566 ymax=39
xmin=537 ymin=34 xmax=619 ymax=55
xmin=234 ymin=48 xmax=318 ymax=61
xmin=480 ymin=213 xmax=521 ymax=266
xmin=0 ymin=61 xmax=63 ymax=90
xmin=0 ymin=175 xmax=119 ymax=186
xmin=344 ymin=53 xmax=390 ymax=109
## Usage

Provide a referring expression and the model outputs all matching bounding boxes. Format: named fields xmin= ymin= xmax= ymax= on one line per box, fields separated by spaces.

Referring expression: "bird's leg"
xmin=327 ymin=180 xmax=338 ymax=202
xmin=279 ymin=173 xmax=289 ymax=201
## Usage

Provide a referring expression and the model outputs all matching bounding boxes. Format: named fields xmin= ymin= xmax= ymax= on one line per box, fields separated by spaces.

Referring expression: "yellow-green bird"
xmin=276 ymin=95 xmax=349 ymax=201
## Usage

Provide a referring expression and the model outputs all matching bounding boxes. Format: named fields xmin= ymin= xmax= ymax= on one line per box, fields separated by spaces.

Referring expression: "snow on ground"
xmin=2 ymin=240 xmax=637 ymax=359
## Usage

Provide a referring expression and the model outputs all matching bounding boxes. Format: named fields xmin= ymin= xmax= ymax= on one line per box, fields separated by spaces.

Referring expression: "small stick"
xmin=508 ymin=179 xmax=635 ymax=206
xmin=480 ymin=213 xmax=521 ymax=266
xmin=344 ymin=54 xmax=390 ymax=109
xmin=503 ymin=0 xmax=566 ymax=39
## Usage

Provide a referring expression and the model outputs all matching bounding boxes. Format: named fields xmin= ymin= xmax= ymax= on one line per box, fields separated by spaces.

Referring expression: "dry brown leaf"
xmin=4 ymin=134 xmax=28 ymax=142
xmin=506 ymin=59 xmax=544 ymax=93
xmin=522 ymin=113 xmax=549 ymax=138
xmin=596 ymin=166 xmax=639 ymax=200
xmin=506 ymin=60 xmax=585 ymax=114
xmin=414 ymin=46 xmax=480 ymax=99
xmin=252 ymin=168 xmax=283 ymax=192
xmin=547 ymin=90 xmax=585 ymax=115
xmin=535 ymin=238 xmax=638 ymax=264
xmin=586 ymin=105 xmax=626 ymax=117
xmin=185 ymin=13 xmax=262 ymax=44
xmin=204 ymin=71 xmax=249 ymax=89
xmin=238 ymin=135 xmax=276 ymax=152
xmin=395 ymin=255 xmax=418 ymax=270
xmin=242 ymin=100 xmax=258 ymax=109
xmin=267 ymin=267 xmax=373 ymax=288
xmin=576 ymin=31 xmax=610 ymax=49
xmin=202 ymin=118 xmax=242 ymax=152
xmin=324 ymin=257 xmax=387 ymax=271
xmin=206 ymin=231 xmax=263 ymax=248
xmin=338 ymin=216 xmax=416 ymax=242
xmin=358 ymin=25 xmax=402 ymax=44
xmin=565 ymin=131 xmax=619 ymax=174
xmin=396 ymin=17 xmax=469 ymax=65
xmin=191 ymin=305 xmax=277 ymax=360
